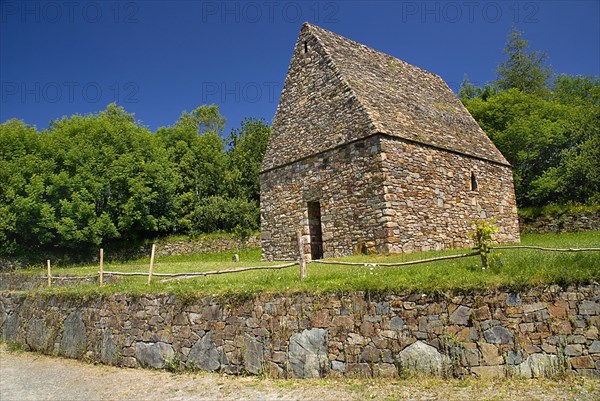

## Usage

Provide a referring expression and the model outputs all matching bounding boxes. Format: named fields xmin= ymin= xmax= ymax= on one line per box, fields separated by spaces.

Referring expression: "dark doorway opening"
xmin=307 ymin=201 xmax=323 ymax=260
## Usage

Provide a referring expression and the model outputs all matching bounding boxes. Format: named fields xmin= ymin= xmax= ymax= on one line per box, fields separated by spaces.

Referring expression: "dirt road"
xmin=1 ymin=347 xmax=598 ymax=401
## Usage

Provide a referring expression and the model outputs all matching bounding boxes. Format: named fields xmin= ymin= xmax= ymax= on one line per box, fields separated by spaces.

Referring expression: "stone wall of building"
xmin=261 ymin=24 xmax=373 ymax=172
xmin=379 ymin=137 xmax=521 ymax=253
xmin=261 ymin=135 xmax=387 ymax=260
xmin=260 ymin=23 xmax=521 ymax=260
xmin=261 ymin=134 xmax=520 ymax=260
xmin=1 ymin=285 xmax=598 ymax=378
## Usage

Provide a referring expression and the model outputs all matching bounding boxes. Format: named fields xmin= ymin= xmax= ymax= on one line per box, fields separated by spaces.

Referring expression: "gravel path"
xmin=1 ymin=347 xmax=598 ymax=401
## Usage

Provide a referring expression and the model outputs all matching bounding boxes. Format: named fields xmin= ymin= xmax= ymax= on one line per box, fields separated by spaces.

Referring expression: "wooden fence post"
xmin=46 ymin=259 xmax=52 ymax=287
xmin=297 ymin=230 xmax=307 ymax=280
xmin=99 ymin=248 xmax=104 ymax=286
xmin=147 ymin=244 xmax=156 ymax=285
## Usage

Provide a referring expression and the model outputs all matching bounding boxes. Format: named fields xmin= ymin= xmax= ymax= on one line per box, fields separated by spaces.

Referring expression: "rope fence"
xmin=40 ymin=242 xmax=600 ymax=288
xmin=492 ymin=245 xmax=600 ymax=252
xmin=310 ymin=252 xmax=480 ymax=267
xmin=40 ymin=275 xmax=97 ymax=280
xmin=103 ymin=262 xmax=298 ymax=278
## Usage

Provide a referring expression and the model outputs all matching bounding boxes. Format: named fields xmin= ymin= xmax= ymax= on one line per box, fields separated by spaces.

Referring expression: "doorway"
xmin=307 ymin=201 xmax=323 ymax=260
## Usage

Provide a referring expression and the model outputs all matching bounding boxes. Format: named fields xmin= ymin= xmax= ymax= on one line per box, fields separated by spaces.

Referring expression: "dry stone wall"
xmin=261 ymin=135 xmax=387 ymax=260
xmin=261 ymin=24 xmax=521 ymax=260
xmin=1 ymin=285 xmax=598 ymax=379
xmin=0 ymin=236 xmax=259 ymax=271
xmin=379 ymin=137 xmax=520 ymax=253
xmin=261 ymin=134 xmax=520 ymax=260
xmin=0 ymin=273 xmax=114 ymax=291
xmin=261 ymin=24 xmax=373 ymax=171
xmin=520 ymin=211 xmax=600 ymax=234
xmin=154 ymin=235 xmax=259 ymax=256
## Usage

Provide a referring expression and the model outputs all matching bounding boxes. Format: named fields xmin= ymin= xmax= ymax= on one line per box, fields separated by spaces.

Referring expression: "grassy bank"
xmin=519 ymin=203 xmax=600 ymax=219
xmin=9 ymin=231 xmax=600 ymax=297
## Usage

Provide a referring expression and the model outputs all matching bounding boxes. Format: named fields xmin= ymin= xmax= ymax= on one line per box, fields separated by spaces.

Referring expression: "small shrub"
xmin=471 ymin=219 xmax=501 ymax=270
xmin=7 ymin=341 xmax=25 ymax=352
xmin=165 ymin=353 xmax=182 ymax=373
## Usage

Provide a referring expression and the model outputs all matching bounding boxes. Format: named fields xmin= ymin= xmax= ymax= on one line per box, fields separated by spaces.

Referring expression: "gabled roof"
xmin=262 ymin=23 xmax=509 ymax=172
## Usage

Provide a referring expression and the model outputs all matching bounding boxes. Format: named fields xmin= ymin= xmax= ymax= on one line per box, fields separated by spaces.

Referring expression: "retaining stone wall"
xmin=0 ymin=273 xmax=121 ymax=291
xmin=520 ymin=211 xmax=600 ymax=234
xmin=0 ymin=235 xmax=259 ymax=271
xmin=1 ymin=285 xmax=598 ymax=379
xmin=109 ymin=235 xmax=260 ymax=260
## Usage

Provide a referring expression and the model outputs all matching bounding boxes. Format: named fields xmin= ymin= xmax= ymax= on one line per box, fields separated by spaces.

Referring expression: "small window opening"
xmin=307 ymin=201 xmax=323 ymax=260
xmin=303 ymin=41 xmax=308 ymax=53
xmin=470 ymin=172 xmax=478 ymax=191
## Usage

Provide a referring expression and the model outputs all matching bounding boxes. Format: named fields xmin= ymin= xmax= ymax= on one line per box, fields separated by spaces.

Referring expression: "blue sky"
xmin=1 ymin=0 xmax=599 ymax=135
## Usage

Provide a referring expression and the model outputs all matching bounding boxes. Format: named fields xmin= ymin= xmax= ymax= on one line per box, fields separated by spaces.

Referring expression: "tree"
xmin=157 ymin=112 xmax=271 ymax=236
xmin=553 ymin=74 xmax=600 ymax=106
xmin=157 ymin=105 xmax=228 ymax=233
xmin=0 ymin=119 xmax=54 ymax=254
xmin=41 ymin=104 xmax=177 ymax=250
xmin=225 ymin=118 xmax=271 ymax=202
xmin=461 ymin=27 xmax=598 ymax=208
xmin=530 ymin=75 xmax=600 ymax=204
xmin=463 ymin=81 xmax=599 ymax=206
xmin=176 ymin=104 xmax=225 ymax=136
xmin=459 ymin=75 xmax=483 ymax=100
xmin=1 ymin=102 xmax=275 ymax=255
xmin=495 ymin=27 xmax=552 ymax=94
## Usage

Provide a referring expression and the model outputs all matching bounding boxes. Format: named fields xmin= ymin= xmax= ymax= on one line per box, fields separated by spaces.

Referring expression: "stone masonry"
xmin=520 ymin=210 xmax=600 ymax=234
xmin=2 ymin=285 xmax=598 ymax=379
xmin=260 ymin=23 xmax=520 ymax=260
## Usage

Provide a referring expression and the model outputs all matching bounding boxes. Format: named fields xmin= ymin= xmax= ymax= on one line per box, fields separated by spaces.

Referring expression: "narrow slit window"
xmin=470 ymin=172 xmax=478 ymax=191
xmin=303 ymin=41 xmax=308 ymax=53
xmin=307 ymin=201 xmax=323 ymax=260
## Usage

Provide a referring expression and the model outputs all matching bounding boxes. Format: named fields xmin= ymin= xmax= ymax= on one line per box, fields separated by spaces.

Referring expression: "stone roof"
xmin=262 ymin=23 xmax=509 ymax=171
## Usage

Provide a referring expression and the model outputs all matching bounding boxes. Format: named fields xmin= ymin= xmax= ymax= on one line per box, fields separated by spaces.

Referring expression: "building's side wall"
xmin=379 ymin=137 xmax=520 ymax=253
xmin=260 ymin=136 xmax=386 ymax=261
xmin=261 ymin=134 xmax=520 ymax=260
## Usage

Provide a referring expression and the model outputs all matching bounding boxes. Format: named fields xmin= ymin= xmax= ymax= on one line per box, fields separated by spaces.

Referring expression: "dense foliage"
xmin=461 ymin=28 xmax=599 ymax=207
xmin=0 ymin=104 xmax=270 ymax=256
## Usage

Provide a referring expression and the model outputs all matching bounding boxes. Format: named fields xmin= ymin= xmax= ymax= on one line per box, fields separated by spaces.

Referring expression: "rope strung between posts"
xmin=310 ymin=252 xmax=480 ymax=267
xmin=102 ymin=262 xmax=300 ymax=283
xmin=43 ymin=245 xmax=599 ymax=287
xmin=492 ymin=246 xmax=600 ymax=252
xmin=40 ymin=275 xmax=97 ymax=280
xmin=310 ymin=245 xmax=600 ymax=268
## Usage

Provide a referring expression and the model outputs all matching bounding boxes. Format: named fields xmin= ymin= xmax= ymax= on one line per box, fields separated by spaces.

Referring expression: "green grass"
xmin=8 ymin=231 xmax=600 ymax=297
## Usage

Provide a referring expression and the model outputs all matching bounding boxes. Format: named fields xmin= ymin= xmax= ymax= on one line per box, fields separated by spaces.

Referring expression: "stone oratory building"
xmin=260 ymin=23 xmax=520 ymax=261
